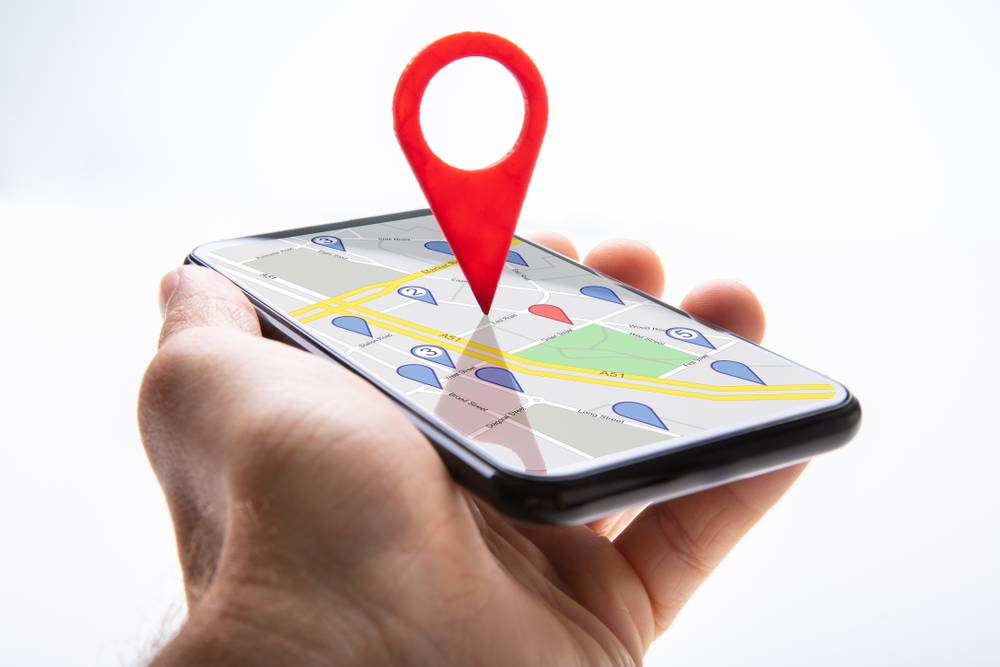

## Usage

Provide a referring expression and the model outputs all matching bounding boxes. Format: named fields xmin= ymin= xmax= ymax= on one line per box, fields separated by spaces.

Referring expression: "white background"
xmin=1 ymin=1 xmax=998 ymax=665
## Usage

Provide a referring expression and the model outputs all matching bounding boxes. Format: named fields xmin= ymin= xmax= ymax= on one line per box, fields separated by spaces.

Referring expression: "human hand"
xmin=139 ymin=234 xmax=803 ymax=666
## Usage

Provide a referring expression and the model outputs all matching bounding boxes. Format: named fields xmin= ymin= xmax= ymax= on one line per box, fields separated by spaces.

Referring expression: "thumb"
xmin=158 ymin=265 xmax=261 ymax=347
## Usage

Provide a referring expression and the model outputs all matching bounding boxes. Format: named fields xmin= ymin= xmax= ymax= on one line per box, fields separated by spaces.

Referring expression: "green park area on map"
xmin=518 ymin=324 xmax=697 ymax=377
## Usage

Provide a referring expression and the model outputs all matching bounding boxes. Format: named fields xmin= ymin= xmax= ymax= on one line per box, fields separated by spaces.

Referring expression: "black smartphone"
xmin=187 ymin=209 xmax=860 ymax=524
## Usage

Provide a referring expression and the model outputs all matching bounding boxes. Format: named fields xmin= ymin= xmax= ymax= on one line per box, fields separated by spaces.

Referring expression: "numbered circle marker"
xmin=397 ymin=285 xmax=438 ymax=305
xmin=411 ymin=344 xmax=455 ymax=368
xmin=666 ymin=327 xmax=716 ymax=350
xmin=394 ymin=32 xmax=548 ymax=314
xmin=397 ymin=363 xmax=443 ymax=390
xmin=710 ymin=360 xmax=765 ymax=385
xmin=312 ymin=236 xmax=345 ymax=252
xmin=612 ymin=402 xmax=669 ymax=430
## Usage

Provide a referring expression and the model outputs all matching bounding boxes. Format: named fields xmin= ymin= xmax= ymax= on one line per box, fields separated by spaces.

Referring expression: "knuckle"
xmin=159 ymin=290 xmax=260 ymax=346
xmin=139 ymin=328 xmax=236 ymax=449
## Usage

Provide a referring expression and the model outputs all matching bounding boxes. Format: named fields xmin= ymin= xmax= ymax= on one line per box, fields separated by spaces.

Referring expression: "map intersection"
xmin=203 ymin=215 xmax=841 ymax=473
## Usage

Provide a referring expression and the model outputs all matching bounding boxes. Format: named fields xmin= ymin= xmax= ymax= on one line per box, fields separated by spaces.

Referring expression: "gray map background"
xmin=208 ymin=216 xmax=843 ymax=473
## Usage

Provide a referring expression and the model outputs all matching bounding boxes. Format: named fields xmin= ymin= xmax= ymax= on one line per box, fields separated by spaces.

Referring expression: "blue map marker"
xmin=505 ymin=250 xmax=528 ymax=267
xmin=612 ymin=402 xmax=669 ymax=430
xmin=475 ymin=367 xmax=524 ymax=393
xmin=711 ymin=360 xmax=765 ymax=385
xmin=666 ymin=327 xmax=716 ymax=350
xmin=397 ymin=364 xmax=442 ymax=390
xmin=410 ymin=344 xmax=455 ymax=368
xmin=580 ymin=285 xmax=624 ymax=305
xmin=331 ymin=315 xmax=372 ymax=338
xmin=424 ymin=241 xmax=454 ymax=256
xmin=427 ymin=240 xmax=526 ymax=268
xmin=312 ymin=235 xmax=345 ymax=251
xmin=398 ymin=286 xmax=438 ymax=305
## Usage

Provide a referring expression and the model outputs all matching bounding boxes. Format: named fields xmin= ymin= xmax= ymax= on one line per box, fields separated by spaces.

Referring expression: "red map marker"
xmin=528 ymin=304 xmax=573 ymax=325
xmin=393 ymin=32 xmax=548 ymax=314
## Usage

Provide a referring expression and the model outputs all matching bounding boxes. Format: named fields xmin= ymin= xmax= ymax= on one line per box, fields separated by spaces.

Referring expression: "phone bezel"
xmin=187 ymin=209 xmax=861 ymax=524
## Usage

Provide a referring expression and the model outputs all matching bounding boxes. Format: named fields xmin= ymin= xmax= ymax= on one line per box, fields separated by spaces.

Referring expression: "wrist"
xmin=150 ymin=579 xmax=392 ymax=667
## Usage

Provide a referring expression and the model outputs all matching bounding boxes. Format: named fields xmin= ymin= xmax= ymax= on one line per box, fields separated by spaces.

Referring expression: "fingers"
xmin=612 ymin=462 xmax=807 ymax=641
xmin=159 ymin=268 xmax=180 ymax=317
xmin=523 ymin=231 xmax=580 ymax=261
xmin=526 ymin=233 xmax=665 ymax=299
xmin=560 ymin=239 xmax=662 ymax=538
xmin=512 ymin=521 xmax=653 ymax=665
xmin=159 ymin=265 xmax=261 ymax=347
xmin=584 ymin=240 xmax=665 ymax=298
xmin=143 ymin=264 xmax=266 ymax=605
xmin=585 ymin=506 xmax=645 ymax=540
xmin=680 ymin=279 xmax=766 ymax=344
xmin=573 ymin=239 xmax=663 ymax=537
xmin=604 ymin=277 xmax=797 ymax=644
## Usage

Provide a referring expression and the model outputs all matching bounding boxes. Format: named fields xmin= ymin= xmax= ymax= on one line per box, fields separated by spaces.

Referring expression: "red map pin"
xmin=393 ymin=32 xmax=548 ymax=314
xmin=528 ymin=304 xmax=573 ymax=325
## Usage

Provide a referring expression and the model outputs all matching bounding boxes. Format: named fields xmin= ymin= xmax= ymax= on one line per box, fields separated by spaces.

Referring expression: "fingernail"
xmin=639 ymin=240 xmax=658 ymax=253
xmin=159 ymin=269 xmax=180 ymax=319
xmin=735 ymin=279 xmax=750 ymax=288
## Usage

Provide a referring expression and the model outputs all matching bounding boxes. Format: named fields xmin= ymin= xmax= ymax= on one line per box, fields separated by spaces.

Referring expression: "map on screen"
xmin=197 ymin=214 xmax=845 ymax=474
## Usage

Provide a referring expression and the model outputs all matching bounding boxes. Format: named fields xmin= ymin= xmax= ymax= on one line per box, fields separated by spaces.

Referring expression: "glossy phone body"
xmin=188 ymin=210 xmax=860 ymax=525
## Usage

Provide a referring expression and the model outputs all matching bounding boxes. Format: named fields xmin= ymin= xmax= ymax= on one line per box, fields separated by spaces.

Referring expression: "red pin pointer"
xmin=393 ymin=32 xmax=548 ymax=314
xmin=528 ymin=303 xmax=573 ymax=325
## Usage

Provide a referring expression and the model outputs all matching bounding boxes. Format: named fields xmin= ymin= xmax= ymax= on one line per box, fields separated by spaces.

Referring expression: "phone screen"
xmin=193 ymin=213 xmax=848 ymax=476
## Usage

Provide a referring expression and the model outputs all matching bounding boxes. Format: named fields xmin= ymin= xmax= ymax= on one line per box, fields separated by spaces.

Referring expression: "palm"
xmin=142 ymin=235 xmax=803 ymax=666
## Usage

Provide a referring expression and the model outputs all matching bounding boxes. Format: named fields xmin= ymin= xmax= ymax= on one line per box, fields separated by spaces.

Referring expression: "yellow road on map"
xmin=288 ymin=241 xmax=835 ymax=402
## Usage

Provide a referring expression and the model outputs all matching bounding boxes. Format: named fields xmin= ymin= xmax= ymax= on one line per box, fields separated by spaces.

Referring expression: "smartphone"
xmin=188 ymin=209 xmax=860 ymax=524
